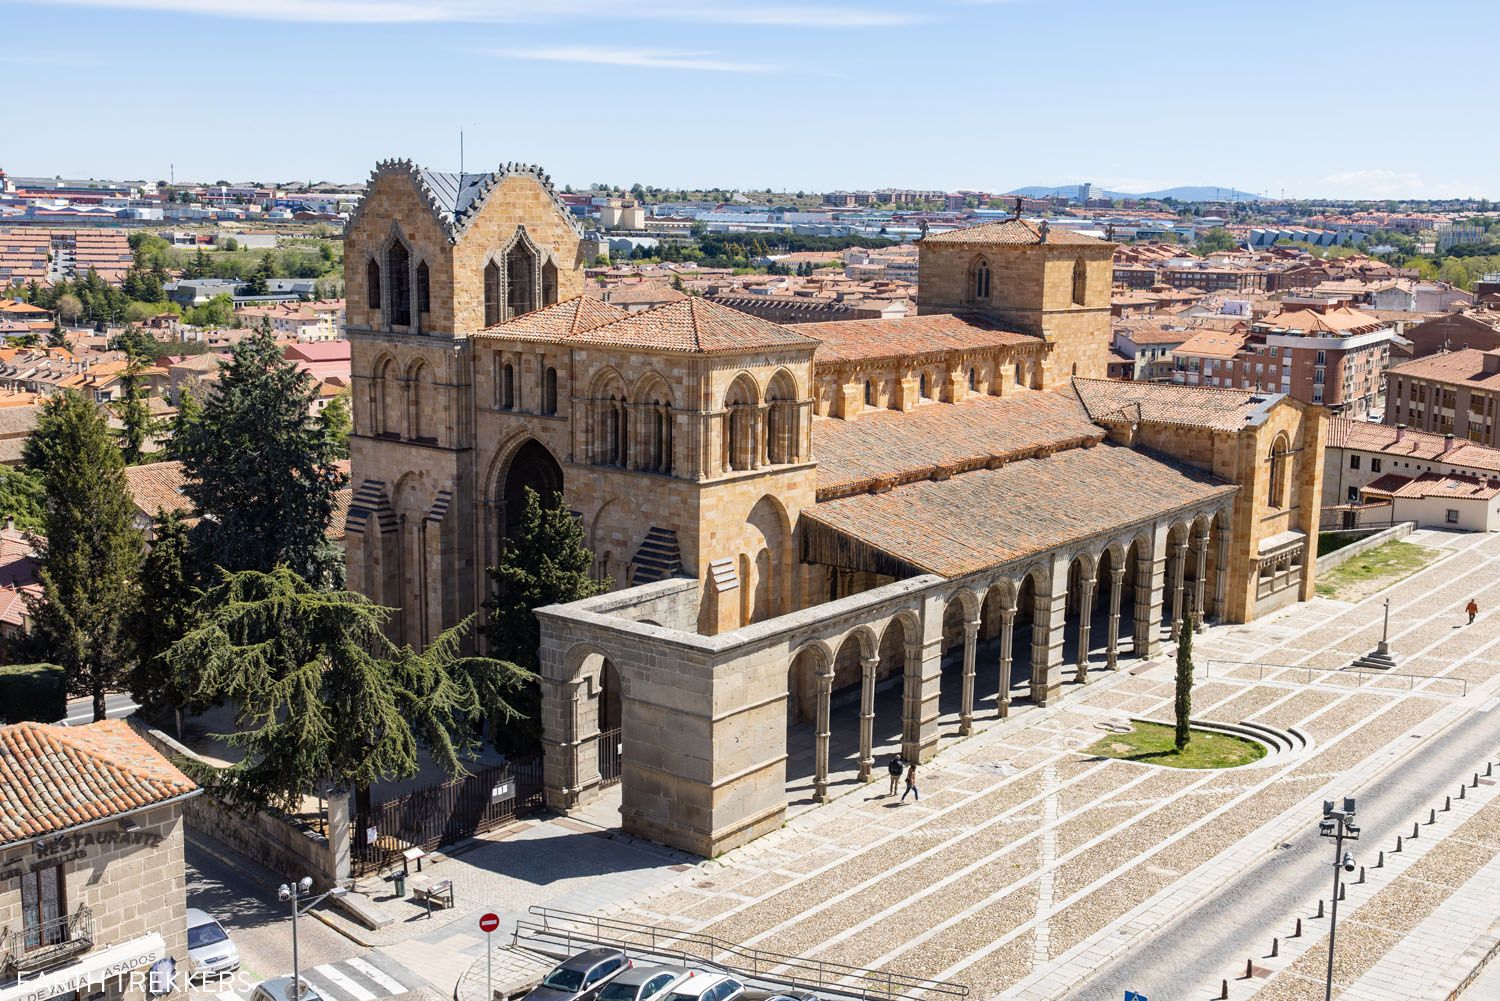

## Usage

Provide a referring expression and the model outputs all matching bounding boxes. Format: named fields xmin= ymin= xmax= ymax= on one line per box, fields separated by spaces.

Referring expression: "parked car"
xmin=250 ymin=978 xmax=324 ymax=1001
xmin=186 ymin=908 xmax=241 ymax=979
xmin=665 ymin=973 xmax=746 ymax=1001
xmin=743 ymin=992 xmax=818 ymax=1001
xmin=524 ymin=948 xmax=632 ymax=1001
xmin=598 ymin=966 xmax=692 ymax=1001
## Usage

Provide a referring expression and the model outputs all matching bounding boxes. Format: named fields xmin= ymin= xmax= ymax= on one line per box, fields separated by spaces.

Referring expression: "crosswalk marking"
xmin=345 ymin=958 xmax=406 ymax=995
xmin=312 ymin=964 xmax=377 ymax=1001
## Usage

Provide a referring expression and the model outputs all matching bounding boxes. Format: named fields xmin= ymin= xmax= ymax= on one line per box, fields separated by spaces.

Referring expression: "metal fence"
xmin=1203 ymin=659 xmax=1467 ymax=698
xmin=351 ymin=755 xmax=544 ymax=876
xmin=597 ymin=727 xmax=622 ymax=788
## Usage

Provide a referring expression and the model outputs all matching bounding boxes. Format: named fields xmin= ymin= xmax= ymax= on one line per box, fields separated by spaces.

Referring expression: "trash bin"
xmin=392 ymin=872 xmax=406 ymax=898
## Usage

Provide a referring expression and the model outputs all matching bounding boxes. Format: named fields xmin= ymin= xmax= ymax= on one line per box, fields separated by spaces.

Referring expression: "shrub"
xmin=0 ymin=663 xmax=66 ymax=723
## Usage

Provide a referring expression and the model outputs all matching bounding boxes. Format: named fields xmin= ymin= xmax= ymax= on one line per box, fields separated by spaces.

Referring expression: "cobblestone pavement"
xmin=596 ymin=528 xmax=1500 ymax=1000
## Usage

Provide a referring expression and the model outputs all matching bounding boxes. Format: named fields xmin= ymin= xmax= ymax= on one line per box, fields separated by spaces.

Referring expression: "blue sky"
xmin=4 ymin=0 xmax=1497 ymax=199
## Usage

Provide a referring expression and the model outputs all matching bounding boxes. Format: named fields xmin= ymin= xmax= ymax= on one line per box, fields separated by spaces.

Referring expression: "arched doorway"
xmin=596 ymin=658 xmax=623 ymax=787
xmin=499 ymin=439 xmax=564 ymax=540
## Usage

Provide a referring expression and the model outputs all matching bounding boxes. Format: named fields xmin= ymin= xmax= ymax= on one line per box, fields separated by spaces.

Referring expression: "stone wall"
xmin=1315 ymin=521 xmax=1415 ymax=576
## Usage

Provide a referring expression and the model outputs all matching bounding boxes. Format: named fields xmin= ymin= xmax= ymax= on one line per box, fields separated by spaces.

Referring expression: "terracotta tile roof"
xmin=1327 ymin=417 xmax=1500 ymax=475
xmin=1257 ymin=305 xmax=1388 ymax=335
xmin=805 ymin=441 xmax=1234 ymax=578
xmin=1072 ymin=378 xmax=1279 ymax=432
xmin=0 ymin=720 xmax=198 ymax=845
xmin=604 ymin=280 xmax=686 ymax=306
xmin=480 ymin=296 xmax=629 ymax=339
xmin=123 ymin=460 xmax=193 ymax=519
xmin=1113 ymin=321 xmax=1188 ymax=346
xmin=1364 ymin=471 xmax=1500 ymax=501
xmin=486 ymin=296 xmax=817 ymax=355
xmin=813 ymin=390 xmax=1103 ymax=498
xmin=1174 ymin=327 xmax=1249 ymax=359
xmin=800 ymin=313 xmax=1037 ymax=365
xmin=1388 ymin=348 xmax=1500 ymax=390
xmin=921 ymin=218 xmax=1108 ymax=247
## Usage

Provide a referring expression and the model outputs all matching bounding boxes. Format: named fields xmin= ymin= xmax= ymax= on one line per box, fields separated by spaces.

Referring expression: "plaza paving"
xmin=596 ymin=528 xmax=1500 ymax=999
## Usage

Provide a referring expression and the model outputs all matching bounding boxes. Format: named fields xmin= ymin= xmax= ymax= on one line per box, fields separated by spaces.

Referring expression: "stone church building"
xmin=343 ymin=160 xmax=1325 ymax=857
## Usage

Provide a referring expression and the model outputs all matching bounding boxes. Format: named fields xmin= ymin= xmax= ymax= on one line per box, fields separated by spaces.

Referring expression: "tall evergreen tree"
xmin=111 ymin=360 xmax=156 ymax=464
xmin=1174 ymin=611 xmax=1195 ymax=751
xmin=129 ymin=510 xmax=198 ymax=732
xmin=486 ymin=487 xmax=606 ymax=752
xmin=166 ymin=567 xmax=531 ymax=812
xmin=173 ymin=332 xmax=346 ymax=583
xmin=317 ymin=389 xmax=351 ymax=460
xmin=24 ymin=391 xmax=144 ymax=721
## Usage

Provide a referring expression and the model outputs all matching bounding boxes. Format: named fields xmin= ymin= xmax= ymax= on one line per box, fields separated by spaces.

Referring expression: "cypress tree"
xmin=129 ymin=510 xmax=199 ymax=733
xmin=111 ymin=361 xmax=156 ymax=464
xmin=1174 ymin=610 xmax=1195 ymax=751
xmin=24 ymin=391 xmax=144 ymax=721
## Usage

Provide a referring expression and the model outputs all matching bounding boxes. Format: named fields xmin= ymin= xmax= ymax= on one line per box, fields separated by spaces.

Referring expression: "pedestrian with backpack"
xmin=887 ymin=754 xmax=904 ymax=796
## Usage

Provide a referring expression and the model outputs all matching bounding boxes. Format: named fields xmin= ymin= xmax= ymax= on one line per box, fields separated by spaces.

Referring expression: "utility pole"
xmin=1318 ymin=797 xmax=1360 ymax=1001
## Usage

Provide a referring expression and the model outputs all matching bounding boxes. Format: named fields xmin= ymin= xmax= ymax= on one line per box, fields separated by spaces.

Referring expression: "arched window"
xmin=500 ymin=362 xmax=515 ymax=410
xmin=416 ymin=260 xmax=430 ymax=317
xmin=919 ymin=372 xmax=930 ymax=400
xmin=1072 ymin=257 xmax=1088 ymax=306
xmin=1268 ymin=434 xmax=1290 ymax=509
xmin=507 ymin=240 xmax=537 ymax=319
xmin=724 ymin=375 xmax=759 ymax=472
xmin=542 ymin=366 xmax=558 ymax=415
xmin=483 ymin=261 xmax=502 ymax=327
xmin=766 ymin=370 xmax=797 ymax=464
xmin=386 ymin=240 xmax=410 ymax=327
xmin=972 ymin=258 xmax=991 ymax=300
xmin=864 ymin=379 xmax=875 ymax=406
xmin=968 ymin=367 xmax=978 ymax=391
xmin=541 ymin=260 xmax=559 ymax=308
xmin=366 ymin=258 xmax=381 ymax=316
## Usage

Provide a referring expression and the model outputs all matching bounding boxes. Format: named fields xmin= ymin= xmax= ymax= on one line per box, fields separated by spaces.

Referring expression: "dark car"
xmin=524 ymin=948 xmax=632 ymax=1001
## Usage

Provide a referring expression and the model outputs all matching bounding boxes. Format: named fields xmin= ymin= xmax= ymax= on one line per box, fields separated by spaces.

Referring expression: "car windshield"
xmin=598 ymin=983 xmax=638 ymax=1001
xmin=541 ymin=969 xmax=586 ymax=992
xmin=188 ymin=922 xmax=228 ymax=950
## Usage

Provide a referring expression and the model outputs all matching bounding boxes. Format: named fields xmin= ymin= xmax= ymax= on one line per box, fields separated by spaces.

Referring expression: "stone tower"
xmin=916 ymin=217 xmax=1115 ymax=386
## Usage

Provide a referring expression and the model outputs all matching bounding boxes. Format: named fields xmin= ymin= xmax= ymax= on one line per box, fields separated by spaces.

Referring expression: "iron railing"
xmin=1 ymin=906 xmax=94 ymax=971
xmin=597 ymin=727 xmax=622 ymax=788
xmin=514 ymin=906 xmax=968 ymax=1001
xmin=1203 ymin=659 xmax=1467 ymax=697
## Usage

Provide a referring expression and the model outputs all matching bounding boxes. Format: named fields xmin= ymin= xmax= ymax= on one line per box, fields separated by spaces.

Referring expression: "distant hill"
xmin=1005 ymin=184 xmax=1265 ymax=203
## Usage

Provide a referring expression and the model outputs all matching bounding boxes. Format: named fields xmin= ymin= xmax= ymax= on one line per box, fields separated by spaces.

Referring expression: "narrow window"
xmin=1072 ymin=258 xmax=1087 ymax=305
xmin=484 ymin=261 xmax=502 ymax=327
xmin=543 ymin=366 xmax=558 ymax=415
xmin=507 ymin=241 xmax=537 ymax=319
xmin=366 ymin=258 xmax=381 ymax=315
xmin=864 ymin=379 xmax=875 ymax=405
xmin=541 ymin=259 xmax=559 ymax=307
xmin=500 ymin=362 xmax=515 ymax=410
xmin=919 ymin=372 xmax=930 ymax=399
xmin=22 ymin=864 xmax=66 ymax=949
xmin=1350 ymin=454 xmax=1360 ymax=470
xmin=972 ymin=258 xmax=991 ymax=300
xmin=416 ymin=260 xmax=430 ymax=316
xmin=386 ymin=240 xmax=410 ymax=326
xmin=968 ymin=367 xmax=977 ymax=390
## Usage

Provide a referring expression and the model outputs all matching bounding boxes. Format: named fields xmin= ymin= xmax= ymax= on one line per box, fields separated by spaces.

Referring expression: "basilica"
xmin=343 ymin=160 xmax=1325 ymax=856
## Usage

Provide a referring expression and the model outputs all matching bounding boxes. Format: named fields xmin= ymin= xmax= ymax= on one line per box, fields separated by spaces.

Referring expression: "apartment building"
xmin=1386 ymin=348 xmax=1500 ymax=445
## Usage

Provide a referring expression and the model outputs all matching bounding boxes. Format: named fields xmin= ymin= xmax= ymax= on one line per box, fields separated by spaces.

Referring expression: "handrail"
xmin=1202 ymin=658 xmax=1467 ymax=697
xmin=514 ymin=905 xmax=968 ymax=1000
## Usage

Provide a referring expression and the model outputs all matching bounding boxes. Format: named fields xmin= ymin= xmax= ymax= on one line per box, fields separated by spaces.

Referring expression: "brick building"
xmin=343 ymin=161 xmax=1324 ymax=856
xmin=1400 ymin=310 xmax=1500 ymax=359
xmin=0 ymin=721 xmax=198 ymax=1001
xmin=1386 ymin=348 xmax=1500 ymax=445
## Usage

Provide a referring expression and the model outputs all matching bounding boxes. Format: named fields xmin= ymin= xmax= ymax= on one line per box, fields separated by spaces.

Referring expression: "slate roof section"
xmin=349 ymin=159 xmax=584 ymax=243
xmin=804 ymin=442 xmax=1235 ymax=578
xmin=1072 ymin=377 xmax=1282 ymax=431
xmin=921 ymin=218 xmax=1108 ymax=247
xmin=0 ymin=720 xmax=198 ymax=845
xmin=800 ymin=313 xmax=1038 ymax=365
xmin=485 ymin=296 xmax=817 ymax=355
xmin=812 ymin=390 xmax=1103 ymax=499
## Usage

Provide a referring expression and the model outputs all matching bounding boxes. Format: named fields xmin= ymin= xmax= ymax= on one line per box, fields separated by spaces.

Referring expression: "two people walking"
xmin=887 ymin=754 xmax=919 ymax=801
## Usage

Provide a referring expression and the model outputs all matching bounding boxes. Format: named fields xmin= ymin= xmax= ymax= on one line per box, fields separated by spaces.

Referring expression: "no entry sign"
xmin=479 ymin=913 xmax=500 ymax=934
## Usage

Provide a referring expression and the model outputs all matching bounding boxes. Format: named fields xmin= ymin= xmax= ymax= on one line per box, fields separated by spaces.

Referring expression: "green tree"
xmin=165 ymin=568 xmax=531 ymax=812
xmin=24 ymin=392 xmax=144 ymax=721
xmin=1194 ymin=227 xmax=1237 ymax=254
xmin=174 ymin=332 xmax=346 ymax=584
xmin=46 ymin=313 xmax=66 ymax=348
xmin=183 ymin=247 xmax=213 ymax=279
xmin=1174 ymin=611 xmax=1194 ymax=751
xmin=485 ymin=487 xmax=606 ymax=752
xmin=56 ymin=293 xmax=84 ymax=325
xmin=244 ymin=252 xmax=275 ymax=296
xmin=128 ymin=510 xmax=198 ymax=733
xmin=184 ymin=292 xmax=235 ymax=328
xmin=0 ymin=465 xmax=45 ymax=531
xmin=318 ymin=388 xmax=351 ymax=460
xmin=111 ymin=361 xmax=157 ymax=464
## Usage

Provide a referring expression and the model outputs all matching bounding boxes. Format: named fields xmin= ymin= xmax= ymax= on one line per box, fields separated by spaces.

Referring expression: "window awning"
xmin=1 ymin=933 xmax=166 ymax=1001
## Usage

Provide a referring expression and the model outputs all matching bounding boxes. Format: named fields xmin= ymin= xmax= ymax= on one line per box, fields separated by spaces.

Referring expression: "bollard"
xmin=1445 ymin=795 xmax=1452 ymax=812
xmin=1294 ymin=917 xmax=1303 ymax=938
xmin=1219 ymin=979 xmax=1229 ymax=1000
xmin=1338 ymin=884 xmax=1346 ymax=901
xmin=1414 ymin=821 xmax=1422 ymax=837
xmin=1316 ymin=899 xmax=1325 ymax=919
xmin=1489 ymin=762 xmax=1494 ymax=778
xmin=1396 ymin=835 xmax=1403 ymax=852
xmin=1271 ymin=937 xmax=1280 ymax=957
xmin=1460 ymin=785 xmax=1467 ymax=800
xmin=1244 ymin=958 xmax=1254 ymax=979
xmin=1377 ymin=849 xmax=1385 ymax=868
xmin=1429 ymin=808 xmax=1437 ymax=824
xmin=1475 ymin=772 xmax=1482 ymax=788
xmin=1358 ymin=865 xmax=1366 ymax=884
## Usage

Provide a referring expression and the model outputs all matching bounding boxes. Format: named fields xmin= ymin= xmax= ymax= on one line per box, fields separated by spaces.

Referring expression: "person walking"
xmin=1467 ymin=598 xmax=1479 ymax=625
xmin=886 ymin=754 xmax=904 ymax=796
xmin=901 ymin=762 xmax=920 ymax=802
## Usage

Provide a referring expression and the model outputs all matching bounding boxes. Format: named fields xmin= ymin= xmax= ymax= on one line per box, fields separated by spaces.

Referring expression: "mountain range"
xmin=1005 ymin=184 xmax=1267 ymax=203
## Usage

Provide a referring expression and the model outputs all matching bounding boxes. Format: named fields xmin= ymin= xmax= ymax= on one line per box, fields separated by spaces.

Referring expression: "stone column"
xmin=754 ymin=404 xmax=769 ymax=469
xmin=858 ymin=655 xmax=877 ymax=781
xmin=814 ymin=668 xmax=833 ymax=802
xmin=1074 ymin=572 xmax=1096 ymax=684
xmin=1032 ymin=557 xmax=1069 ymax=706
xmin=997 ymin=607 xmax=1016 ymax=718
xmin=959 ymin=618 xmax=979 ymax=736
xmin=1138 ymin=522 xmax=1170 ymax=659
xmin=1191 ymin=533 xmax=1209 ymax=633
xmin=1213 ymin=521 xmax=1231 ymax=622
xmin=1106 ymin=566 xmax=1125 ymax=670
xmin=1169 ymin=540 xmax=1187 ymax=637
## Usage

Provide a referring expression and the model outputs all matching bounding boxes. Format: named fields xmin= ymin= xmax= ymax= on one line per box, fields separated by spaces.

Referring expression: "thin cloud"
xmin=19 ymin=0 xmax=919 ymax=26
xmin=489 ymin=46 xmax=778 ymax=73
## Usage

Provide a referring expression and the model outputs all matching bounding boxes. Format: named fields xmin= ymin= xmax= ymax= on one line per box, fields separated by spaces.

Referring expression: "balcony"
xmin=1 ymin=907 xmax=95 ymax=974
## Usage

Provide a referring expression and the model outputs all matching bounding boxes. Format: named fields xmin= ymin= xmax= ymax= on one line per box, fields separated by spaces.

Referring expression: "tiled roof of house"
xmin=122 ymin=460 xmax=193 ymax=519
xmin=812 ymin=390 xmax=1103 ymax=498
xmin=0 ymin=720 xmax=198 ymax=845
xmin=1388 ymin=348 xmax=1500 ymax=389
xmin=1072 ymin=378 xmax=1281 ymax=432
xmin=805 ymin=442 xmax=1234 ymax=578
xmin=1173 ymin=327 xmax=1249 ymax=359
xmin=1113 ymin=321 xmax=1188 ymax=346
xmin=479 ymin=296 xmax=629 ymax=339
xmin=1363 ymin=471 xmax=1500 ymax=501
xmin=605 ymin=281 xmax=686 ymax=306
xmin=486 ymin=296 xmax=817 ymax=355
xmin=1327 ymin=417 xmax=1500 ymax=475
xmin=800 ymin=313 xmax=1037 ymax=365
xmin=921 ymin=218 xmax=1107 ymax=247
xmin=1257 ymin=305 xmax=1388 ymax=335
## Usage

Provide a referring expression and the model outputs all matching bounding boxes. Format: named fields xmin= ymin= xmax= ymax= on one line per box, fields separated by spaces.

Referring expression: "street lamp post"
xmin=1318 ymin=797 xmax=1360 ymax=1001
xmin=278 ymin=877 xmax=348 ymax=1001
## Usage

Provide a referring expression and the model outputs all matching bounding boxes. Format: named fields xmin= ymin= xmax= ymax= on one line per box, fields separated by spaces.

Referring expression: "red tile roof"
xmin=1072 ymin=378 xmax=1277 ymax=432
xmin=1363 ymin=471 xmax=1500 ymax=501
xmin=921 ymin=218 xmax=1107 ymax=247
xmin=1326 ymin=417 xmax=1500 ymax=474
xmin=800 ymin=313 xmax=1037 ymax=365
xmin=0 ymin=720 xmax=198 ymax=845
xmin=1388 ymin=348 xmax=1500 ymax=390
xmin=486 ymin=296 xmax=816 ymax=355
xmin=480 ymin=296 xmax=630 ymax=339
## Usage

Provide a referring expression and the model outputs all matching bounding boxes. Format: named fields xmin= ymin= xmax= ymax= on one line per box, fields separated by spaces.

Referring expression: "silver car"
xmin=186 ymin=908 xmax=240 ymax=978
xmin=598 ymin=967 xmax=692 ymax=1001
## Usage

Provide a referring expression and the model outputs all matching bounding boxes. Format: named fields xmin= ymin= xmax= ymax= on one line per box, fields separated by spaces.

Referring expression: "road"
xmin=1071 ymin=698 xmax=1500 ymax=1000
xmin=59 ymin=691 xmax=138 ymax=724
xmin=184 ymin=837 xmax=430 ymax=1001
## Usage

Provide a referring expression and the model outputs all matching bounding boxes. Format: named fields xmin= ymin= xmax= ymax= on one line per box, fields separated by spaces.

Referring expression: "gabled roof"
xmin=1072 ymin=377 xmax=1282 ymax=431
xmin=349 ymin=159 xmax=584 ymax=244
xmin=0 ymin=720 xmax=198 ymax=846
xmin=479 ymin=296 xmax=630 ymax=339
xmin=484 ymin=295 xmax=817 ymax=355
xmin=921 ymin=218 xmax=1109 ymax=247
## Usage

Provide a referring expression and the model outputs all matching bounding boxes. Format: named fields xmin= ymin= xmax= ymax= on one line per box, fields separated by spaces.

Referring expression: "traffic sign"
xmin=1125 ymin=992 xmax=1148 ymax=1001
xmin=479 ymin=912 xmax=500 ymax=933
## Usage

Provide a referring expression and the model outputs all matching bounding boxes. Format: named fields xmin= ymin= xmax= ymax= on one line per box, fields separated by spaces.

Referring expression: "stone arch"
xmin=541 ymin=257 xmax=560 ymax=308
xmin=406 ymin=359 xmax=437 ymax=442
xmin=787 ymin=641 xmax=833 ymax=725
xmin=876 ymin=612 xmax=914 ymax=685
xmin=382 ymin=228 xmax=412 ymax=327
xmin=497 ymin=437 xmax=564 ymax=542
xmin=366 ymin=256 xmax=382 ymax=317
xmin=504 ymin=227 xmax=541 ymax=320
xmin=724 ymin=372 xmax=761 ymax=472
xmin=389 ymin=470 xmax=436 ymax=649
xmin=1268 ymin=431 xmax=1292 ymax=509
xmin=766 ymin=368 xmax=799 ymax=464
xmin=373 ymin=354 xmax=402 ymax=437
xmin=969 ymin=255 xmax=992 ymax=301
xmin=483 ymin=258 xmax=503 ymax=327
xmin=415 ymin=258 xmax=430 ymax=319
xmin=589 ymin=366 xmax=629 ymax=466
xmin=633 ymin=371 xmax=674 ymax=474
xmin=1126 ymin=532 xmax=1152 ymax=654
xmin=745 ymin=493 xmax=792 ymax=622
xmin=1072 ymin=256 xmax=1088 ymax=306
xmin=941 ymin=586 xmax=981 ymax=653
